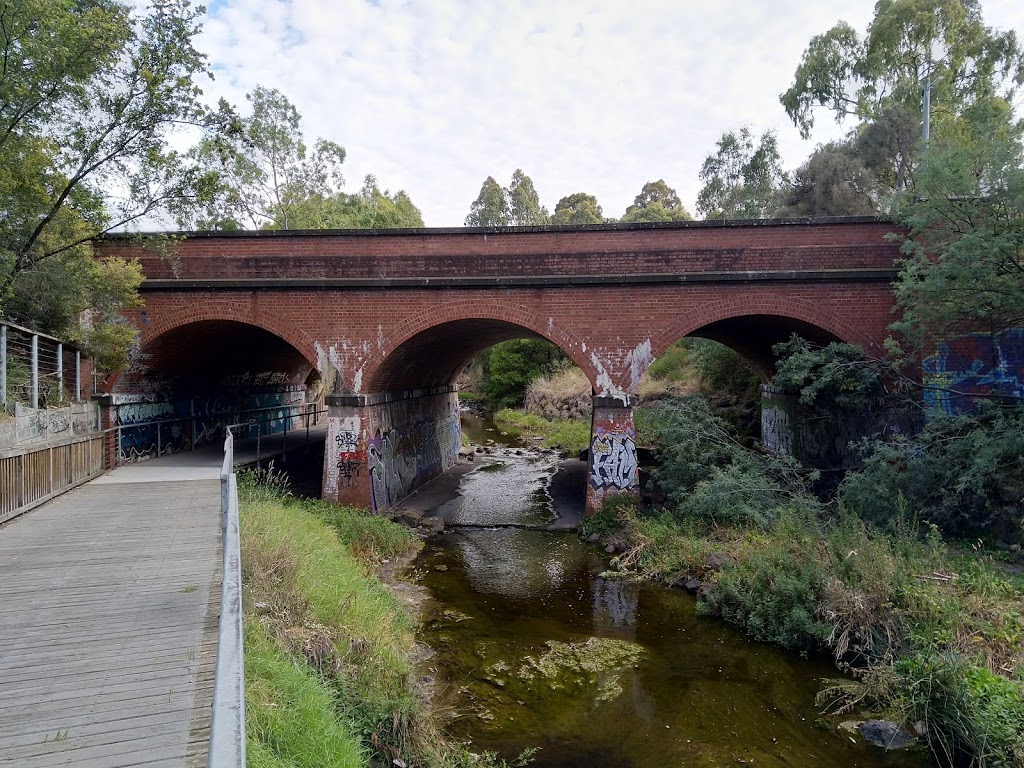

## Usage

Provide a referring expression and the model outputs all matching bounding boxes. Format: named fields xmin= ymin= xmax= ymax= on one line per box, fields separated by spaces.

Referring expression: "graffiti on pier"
xmin=369 ymin=428 xmax=419 ymax=511
xmin=335 ymin=430 xmax=366 ymax=487
xmin=590 ymin=430 xmax=638 ymax=491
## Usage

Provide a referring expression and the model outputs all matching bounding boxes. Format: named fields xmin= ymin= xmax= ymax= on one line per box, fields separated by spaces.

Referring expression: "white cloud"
xmin=192 ymin=0 xmax=1024 ymax=226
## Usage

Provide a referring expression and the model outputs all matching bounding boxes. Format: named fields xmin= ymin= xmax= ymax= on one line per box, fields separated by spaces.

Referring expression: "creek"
xmin=406 ymin=413 xmax=933 ymax=768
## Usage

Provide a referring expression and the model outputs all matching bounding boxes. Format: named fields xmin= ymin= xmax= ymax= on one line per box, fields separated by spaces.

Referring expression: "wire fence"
xmin=1 ymin=320 xmax=89 ymax=410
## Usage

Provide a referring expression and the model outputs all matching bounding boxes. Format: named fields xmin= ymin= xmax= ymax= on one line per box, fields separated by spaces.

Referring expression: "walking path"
xmin=0 ymin=458 xmax=222 ymax=767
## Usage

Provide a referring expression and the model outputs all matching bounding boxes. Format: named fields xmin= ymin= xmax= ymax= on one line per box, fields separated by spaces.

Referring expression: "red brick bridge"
xmin=99 ymin=217 xmax=901 ymax=514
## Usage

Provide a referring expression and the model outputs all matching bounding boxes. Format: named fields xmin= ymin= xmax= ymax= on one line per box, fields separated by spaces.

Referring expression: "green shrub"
xmin=644 ymin=340 xmax=692 ymax=382
xmin=698 ymin=510 xmax=832 ymax=652
xmin=482 ymin=339 xmax=564 ymax=410
xmin=639 ymin=395 xmax=812 ymax=527
xmin=840 ymin=406 xmax=1024 ymax=542
xmin=688 ymin=338 xmax=760 ymax=398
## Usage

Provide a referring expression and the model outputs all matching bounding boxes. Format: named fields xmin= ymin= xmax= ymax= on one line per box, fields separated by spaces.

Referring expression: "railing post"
xmin=30 ymin=334 xmax=39 ymax=409
xmin=117 ymin=425 xmax=122 ymax=465
xmin=1 ymin=324 xmax=7 ymax=409
xmin=56 ymin=343 xmax=64 ymax=403
xmin=75 ymin=350 xmax=81 ymax=402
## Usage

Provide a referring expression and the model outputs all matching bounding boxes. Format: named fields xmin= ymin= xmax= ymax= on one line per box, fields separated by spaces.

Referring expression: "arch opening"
xmin=113 ymin=320 xmax=321 ymax=462
xmin=367 ymin=318 xmax=594 ymax=394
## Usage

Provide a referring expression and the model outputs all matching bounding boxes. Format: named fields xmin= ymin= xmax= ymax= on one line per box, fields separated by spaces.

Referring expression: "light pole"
xmin=922 ymin=72 xmax=943 ymax=144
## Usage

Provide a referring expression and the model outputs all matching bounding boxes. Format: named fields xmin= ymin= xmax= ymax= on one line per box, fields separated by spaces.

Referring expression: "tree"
xmin=465 ymin=169 xmax=548 ymax=227
xmin=0 ymin=0 xmax=220 ymax=369
xmin=289 ymin=175 xmax=424 ymax=229
xmin=505 ymin=169 xmax=549 ymax=225
xmin=696 ymin=128 xmax=787 ymax=219
xmin=182 ymin=86 xmax=346 ymax=230
xmin=465 ymin=176 xmax=510 ymax=227
xmin=891 ymin=123 xmax=1024 ymax=349
xmin=621 ymin=180 xmax=694 ymax=223
xmin=780 ymin=0 xmax=1024 ymax=191
xmin=551 ymin=192 xmax=603 ymax=225
xmin=776 ymin=142 xmax=880 ymax=217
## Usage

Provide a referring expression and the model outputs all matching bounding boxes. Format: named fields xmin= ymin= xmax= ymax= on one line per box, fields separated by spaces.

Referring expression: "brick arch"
xmin=637 ymin=296 xmax=881 ymax=392
xmin=108 ymin=304 xmax=319 ymax=392
xmin=360 ymin=298 xmax=599 ymax=393
xmin=140 ymin=305 xmax=318 ymax=369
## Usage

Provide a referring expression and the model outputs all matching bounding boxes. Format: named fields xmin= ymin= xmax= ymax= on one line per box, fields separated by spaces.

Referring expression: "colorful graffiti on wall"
xmin=367 ymin=405 xmax=461 ymax=513
xmin=923 ymin=329 xmax=1024 ymax=415
xmin=114 ymin=389 xmax=306 ymax=462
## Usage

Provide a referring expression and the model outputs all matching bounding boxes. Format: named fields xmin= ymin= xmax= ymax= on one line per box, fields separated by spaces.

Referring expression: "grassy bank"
xmin=239 ymin=471 xmax=508 ymax=768
xmin=492 ymin=408 xmax=590 ymax=456
xmin=588 ymin=397 xmax=1024 ymax=767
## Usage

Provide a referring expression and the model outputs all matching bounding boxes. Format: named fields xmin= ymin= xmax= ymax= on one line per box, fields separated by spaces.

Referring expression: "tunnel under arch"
xmin=366 ymin=317 xmax=595 ymax=393
xmin=643 ymin=297 xmax=871 ymax=390
xmin=111 ymin=319 xmax=320 ymax=461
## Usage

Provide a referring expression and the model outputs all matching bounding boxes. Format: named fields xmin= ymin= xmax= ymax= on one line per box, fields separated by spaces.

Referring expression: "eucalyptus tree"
xmin=0 ymin=0 xmax=224 ymax=369
xmin=621 ymin=180 xmax=693 ymax=222
xmin=696 ymin=128 xmax=787 ymax=219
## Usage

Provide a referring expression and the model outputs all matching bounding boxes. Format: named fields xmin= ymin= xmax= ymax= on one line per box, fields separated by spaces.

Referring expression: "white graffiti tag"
xmin=590 ymin=433 xmax=638 ymax=490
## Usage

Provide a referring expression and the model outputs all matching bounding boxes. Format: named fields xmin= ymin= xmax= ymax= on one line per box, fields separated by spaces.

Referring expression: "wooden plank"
xmin=0 ymin=471 xmax=222 ymax=768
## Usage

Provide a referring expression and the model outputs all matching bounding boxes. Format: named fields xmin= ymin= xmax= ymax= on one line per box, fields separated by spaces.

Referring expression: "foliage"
xmin=465 ymin=176 xmax=510 ymax=227
xmin=482 ymin=338 xmax=564 ymax=410
xmin=505 ymin=169 xmax=549 ymax=225
xmin=181 ymin=85 xmax=347 ymax=230
xmin=492 ymin=408 xmax=591 ymax=456
xmin=550 ymin=192 xmax=603 ymax=225
xmin=580 ymin=494 xmax=637 ymax=537
xmin=638 ymin=395 xmax=812 ymax=528
xmin=781 ymin=0 xmax=1024 ymax=137
xmin=696 ymin=127 xmax=787 ymax=219
xmin=465 ymin=169 xmax=548 ymax=227
xmin=780 ymin=0 xmax=1024 ymax=194
xmin=289 ymin=175 xmax=425 ymax=230
xmin=839 ymin=406 xmax=1024 ymax=541
xmin=698 ymin=510 xmax=832 ymax=652
xmin=686 ymin=338 xmax=760 ymax=398
xmin=620 ymin=180 xmax=693 ymax=223
xmin=775 ymin=141 xmax=881 ymax=216
xmin=771 ymin=336 xmax=886 ymax=412
xmin=891 ymin=126 xmax=1024 ymax=348
xmin=642 ymin=340 xmax=694 ymax=384
xmin=0 ymin=0 xmax=219 ymax=366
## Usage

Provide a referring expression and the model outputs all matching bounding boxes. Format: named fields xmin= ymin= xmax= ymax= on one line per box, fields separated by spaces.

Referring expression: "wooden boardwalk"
xmin=0 ymin=460 xmax=222 ymax=767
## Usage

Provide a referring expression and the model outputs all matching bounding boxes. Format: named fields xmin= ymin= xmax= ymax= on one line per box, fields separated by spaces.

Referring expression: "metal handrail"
xmin=209 ymin=427 xmax=245 ymax=767
xmin=114 ymin=404 xmax=326 ymax=463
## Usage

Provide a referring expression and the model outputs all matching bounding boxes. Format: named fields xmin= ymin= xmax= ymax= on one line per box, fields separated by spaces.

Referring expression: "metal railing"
xmin=114 ymin=402 xmax=324 ymax=464
xmin=209 ymin=427 xmax=245 ymax=767
xmin=1 ymin=319 xmax=89 ymax=409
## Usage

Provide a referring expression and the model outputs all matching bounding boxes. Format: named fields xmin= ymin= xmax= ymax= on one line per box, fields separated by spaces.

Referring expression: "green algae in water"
xmin=418 ymin=528 xmax=935 ymax=768
xmin=500 ymin=638 xmax=644 ymax=703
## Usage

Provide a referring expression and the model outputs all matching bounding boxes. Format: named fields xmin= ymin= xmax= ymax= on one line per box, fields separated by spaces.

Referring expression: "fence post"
xmin=75 ymin=350 xmax=81 ymax=401
xmin=1 ymin=325 xmax=6 ymax=409
xmin=157 ymin=421 xmax=162 ymax=457
xmin=30 ymin=334 xmax=39 ymax=409
xmin=57 ymin=343 xmax=64 ymax=403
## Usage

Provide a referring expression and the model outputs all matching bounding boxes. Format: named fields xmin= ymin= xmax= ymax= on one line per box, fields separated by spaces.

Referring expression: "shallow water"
xmin=413 ymin=418 xmax=933 ymax=768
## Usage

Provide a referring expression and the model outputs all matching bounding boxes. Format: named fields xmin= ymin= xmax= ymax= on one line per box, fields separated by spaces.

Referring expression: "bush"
xmin=482 ymin=338 xmax=564 ymax=410
xmin=840 ymin=406 xmax=1024 ymax=543
xmin=687 ymin=338 xmax=760 ymax=398
xmin=698 ymin=509 xmax=832 ymax=652
xmin=638 ymin=395 xmax=812 ymax=527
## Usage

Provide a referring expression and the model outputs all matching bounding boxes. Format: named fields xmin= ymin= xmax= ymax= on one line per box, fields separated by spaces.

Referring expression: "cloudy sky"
xmin=192 ymin=0 xmax=1024 ymax=227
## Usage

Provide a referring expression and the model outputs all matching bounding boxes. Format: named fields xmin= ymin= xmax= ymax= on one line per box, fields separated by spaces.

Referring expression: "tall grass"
xmin=492 ymin=408 xmax=591 ymax=455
